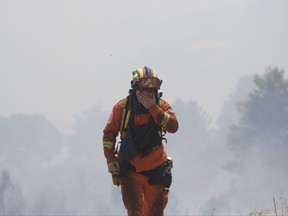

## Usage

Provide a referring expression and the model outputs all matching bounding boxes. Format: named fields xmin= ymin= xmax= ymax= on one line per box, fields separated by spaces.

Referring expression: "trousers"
xmin=121 ymin=171 xmax=169 ymax=216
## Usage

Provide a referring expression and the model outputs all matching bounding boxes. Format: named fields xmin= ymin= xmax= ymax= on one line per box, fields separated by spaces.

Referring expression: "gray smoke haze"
xmin=1 ymin=0 xmax=287 ymax=135
xmin=1 ymin=68 xmax=288 ymax=215
xmin=1 ymin=0 xmax=288 ymax=215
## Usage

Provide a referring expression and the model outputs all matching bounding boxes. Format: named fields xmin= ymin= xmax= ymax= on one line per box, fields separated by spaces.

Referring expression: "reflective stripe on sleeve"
xmin=161 ymin=113 xmax=170 ymax=127
xmin=103 ymin=141 xmax=113 ymax=148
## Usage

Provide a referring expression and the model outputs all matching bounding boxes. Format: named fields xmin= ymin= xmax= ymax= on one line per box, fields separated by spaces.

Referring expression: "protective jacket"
xmin=103 ymin=94 xmax=178 ymax=173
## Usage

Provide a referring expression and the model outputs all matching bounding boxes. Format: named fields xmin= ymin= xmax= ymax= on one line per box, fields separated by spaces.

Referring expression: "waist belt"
xmin=127 ymin=160 xmax=164 ymax=176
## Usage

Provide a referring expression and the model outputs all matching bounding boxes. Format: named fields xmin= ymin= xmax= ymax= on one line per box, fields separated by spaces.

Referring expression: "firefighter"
xmin=102 ymin=66 xmax=178 ymax=216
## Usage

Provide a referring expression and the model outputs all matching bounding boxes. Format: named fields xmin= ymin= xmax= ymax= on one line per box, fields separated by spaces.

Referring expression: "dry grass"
xmin=249 ymin=197 xmax=288 ymax=216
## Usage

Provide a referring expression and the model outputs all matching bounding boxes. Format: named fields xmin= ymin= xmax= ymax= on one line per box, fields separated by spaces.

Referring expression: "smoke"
xmin=0 ymin=72 xmax=288 ymax=215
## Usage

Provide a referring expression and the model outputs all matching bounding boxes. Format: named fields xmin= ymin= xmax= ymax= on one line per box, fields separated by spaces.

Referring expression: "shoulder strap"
xmin=120 ymin=95 xmax=132 ymax=140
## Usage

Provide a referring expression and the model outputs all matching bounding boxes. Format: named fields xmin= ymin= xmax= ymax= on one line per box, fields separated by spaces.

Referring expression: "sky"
xmin=1 ymin=0 xmax=288 ymax=134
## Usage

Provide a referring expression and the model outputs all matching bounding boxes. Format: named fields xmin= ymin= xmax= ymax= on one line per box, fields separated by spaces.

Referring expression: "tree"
xmin=0 ymin=170 xmax=25 ymax=215
xmin=228 ymin=67 xmax=288 ymax=157
xmin=216 ymin=75 xmax=255 ymax=133
xmin=0 ymin=114 xmax=63 ymax=167
xmin=224 ymin=67 xmax=288 ymax=212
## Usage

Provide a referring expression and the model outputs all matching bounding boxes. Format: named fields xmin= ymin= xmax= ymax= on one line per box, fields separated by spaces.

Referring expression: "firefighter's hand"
xmin=136 ymin=90 xmax=156 ymax=110
xmin=108 ymin=161 xmax=120 ymax=175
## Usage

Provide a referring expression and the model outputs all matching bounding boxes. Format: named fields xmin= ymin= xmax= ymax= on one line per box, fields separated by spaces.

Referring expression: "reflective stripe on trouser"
xmin=121 ymin=171 xmax=168 ymax=216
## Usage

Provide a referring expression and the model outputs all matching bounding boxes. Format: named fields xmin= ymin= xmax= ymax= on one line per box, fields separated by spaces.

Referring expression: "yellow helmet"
xmin=131 ymin=66 xmax=162 ymax=90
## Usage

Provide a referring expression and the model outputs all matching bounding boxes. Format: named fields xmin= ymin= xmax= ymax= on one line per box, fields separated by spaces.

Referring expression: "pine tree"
xmin=228 ymin=67 xmax=288 ymax=157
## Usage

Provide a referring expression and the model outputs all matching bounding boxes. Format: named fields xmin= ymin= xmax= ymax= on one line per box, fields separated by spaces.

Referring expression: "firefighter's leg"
xmin=121 ymin=172 xmax=147 ymax=216
xmin=143 ymin=182 xmax=167 ymax=216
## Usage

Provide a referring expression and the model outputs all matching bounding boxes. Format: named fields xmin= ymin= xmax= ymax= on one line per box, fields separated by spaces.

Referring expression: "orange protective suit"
xmin=121 ymin=171 xmax=169 ymax=216
xmin=103 ymin=95 xmax=178 ymax=215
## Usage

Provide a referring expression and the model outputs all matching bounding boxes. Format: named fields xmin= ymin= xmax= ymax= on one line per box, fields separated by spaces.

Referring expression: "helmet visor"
xmin=138 ymin=77 xmax=161 ymax=89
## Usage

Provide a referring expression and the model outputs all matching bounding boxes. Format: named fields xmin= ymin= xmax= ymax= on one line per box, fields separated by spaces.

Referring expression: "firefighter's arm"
xmin=149 ymin=99 xmax=178 ymax=133
xmin=103 ymin=130 xmax=117 ymax=164
xmin=102 ymin=100 xmax=124 ymax=165
xmin=103 ymin=131 xmax=120 ymax=175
